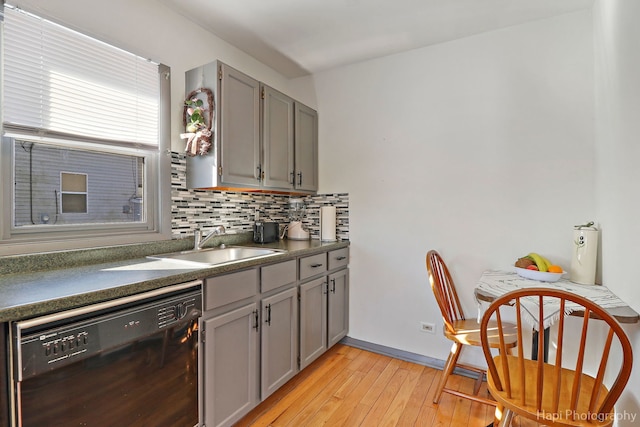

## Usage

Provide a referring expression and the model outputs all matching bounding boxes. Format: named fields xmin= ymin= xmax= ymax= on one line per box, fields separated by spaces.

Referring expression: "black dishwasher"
xmin=10 ymin=281 xmax=202 ymax=427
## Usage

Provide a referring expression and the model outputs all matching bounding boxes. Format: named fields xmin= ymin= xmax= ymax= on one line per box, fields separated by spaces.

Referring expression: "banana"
xmin=540 ymin=254 xmax=553 ymax=269
xmin=527 ymin=252 xmax=548 ymax=272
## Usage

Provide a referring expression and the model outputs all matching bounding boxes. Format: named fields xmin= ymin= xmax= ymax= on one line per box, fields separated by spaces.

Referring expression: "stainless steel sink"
xmin=148 ymin=246 xmax=283 ymax=267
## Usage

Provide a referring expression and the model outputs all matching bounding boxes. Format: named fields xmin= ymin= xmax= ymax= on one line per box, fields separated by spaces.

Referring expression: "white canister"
xmin=320 ymin=206 xmax=337 ymax=242
xmin=570 ymin=223 xmax=598 ymax=285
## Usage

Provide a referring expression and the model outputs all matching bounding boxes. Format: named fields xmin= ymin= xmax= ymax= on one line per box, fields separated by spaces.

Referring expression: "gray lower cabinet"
xmin=201 ymin=269 xmax=260 ymax=427
xmin=201 ymin=249 xmax=348 ymax=426
xmin=260 ymin=259 xmax=298 ymax=399
xmin=261 ymin=286 xmax=298 ymax=399
xmin=328 ymin=268 xmax=349 ymax=347
xmin=298 ymin=248 xmax=350 ymax=370
xmin=299 ymin=276 xmax=328 ymax=369
xmin=201 ymin=259 xmax=299 ymax=426
xmin=202 ymin=303 xmax=259 ymax=427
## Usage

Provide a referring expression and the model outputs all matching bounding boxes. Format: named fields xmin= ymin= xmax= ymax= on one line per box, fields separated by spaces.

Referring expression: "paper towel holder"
xmin=320 ymin=206 xmax=337 ymax=242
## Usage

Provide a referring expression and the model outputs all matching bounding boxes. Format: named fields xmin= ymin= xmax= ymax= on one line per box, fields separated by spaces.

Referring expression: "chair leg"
xmin=433 ymin=341 xmax=463 ymax=404
xmin=494 ymin=405 xmax=513 ymax=427
xmin=472 ymin=370 xmax=484 ymax=395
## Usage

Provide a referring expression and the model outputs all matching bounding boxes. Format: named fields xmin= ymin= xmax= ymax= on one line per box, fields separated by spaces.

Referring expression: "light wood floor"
xmin=236 ymin=343 xmax=542 ymax=427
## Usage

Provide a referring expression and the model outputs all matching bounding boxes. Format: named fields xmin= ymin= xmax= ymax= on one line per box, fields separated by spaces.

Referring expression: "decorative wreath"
xmin=180 ymin=87 xmax=214 ymax=156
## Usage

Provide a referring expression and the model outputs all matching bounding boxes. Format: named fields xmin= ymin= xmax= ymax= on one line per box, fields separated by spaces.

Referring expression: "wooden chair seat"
xmin=446 ymin=319 xmax=518 ymax=348
xmin=489 ymin=355 xmax=613 ymax=427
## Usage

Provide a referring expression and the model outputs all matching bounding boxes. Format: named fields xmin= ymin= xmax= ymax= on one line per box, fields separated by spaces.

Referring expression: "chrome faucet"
xmin=194 ymin=225 xmax=226 ymax=250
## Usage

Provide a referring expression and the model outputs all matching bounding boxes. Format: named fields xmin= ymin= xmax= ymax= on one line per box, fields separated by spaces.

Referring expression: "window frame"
xmin=0 ymin=7 xmax=172 ymax=256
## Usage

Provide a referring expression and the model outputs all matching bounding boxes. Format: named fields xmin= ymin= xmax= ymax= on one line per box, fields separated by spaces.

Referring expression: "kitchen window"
xmin=0 ymin=4 xmax=171 ymax=253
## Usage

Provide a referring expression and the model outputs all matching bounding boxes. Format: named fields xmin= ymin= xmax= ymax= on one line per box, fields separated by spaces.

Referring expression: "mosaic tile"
xmin=170 ymin=152 xmax=349 ymax=240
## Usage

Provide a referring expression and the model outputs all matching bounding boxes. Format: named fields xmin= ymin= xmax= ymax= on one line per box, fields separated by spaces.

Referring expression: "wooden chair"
xmin=426 ymin=250 xmax=518 ymax=406
xmin=479 ymin=288 xmax=633 ymax=427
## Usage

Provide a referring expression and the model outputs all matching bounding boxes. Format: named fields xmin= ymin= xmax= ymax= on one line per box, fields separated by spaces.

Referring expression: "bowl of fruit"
xmin=514 ymin=252 xmax=565 ymax=282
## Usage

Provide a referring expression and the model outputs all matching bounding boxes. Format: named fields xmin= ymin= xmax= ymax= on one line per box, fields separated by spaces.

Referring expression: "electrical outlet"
xmin=420 ymin=321 xmax=435 ymax=334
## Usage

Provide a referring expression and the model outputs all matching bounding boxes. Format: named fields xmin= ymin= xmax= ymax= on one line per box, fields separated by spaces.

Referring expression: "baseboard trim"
xmin=339 ymin=336 xmax=482 ymax=379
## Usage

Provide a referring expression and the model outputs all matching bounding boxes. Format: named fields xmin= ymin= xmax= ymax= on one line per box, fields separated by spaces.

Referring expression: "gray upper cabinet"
xmin=294 ymin=102 xmax=319 ymax=192
xmin=185 ymin=61 xmax=261 ymax=189
xmin=220 ymin=65 xmax=261 ymax=187
xmin=185 ymin=60 xmax=318 ymax=193
xmin=261 ymin=85 xmax=294 ymax=190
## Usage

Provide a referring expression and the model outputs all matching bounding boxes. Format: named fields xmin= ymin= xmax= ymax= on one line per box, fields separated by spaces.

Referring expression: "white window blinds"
xmin=3 ymin=5 xmax=160 ymax=146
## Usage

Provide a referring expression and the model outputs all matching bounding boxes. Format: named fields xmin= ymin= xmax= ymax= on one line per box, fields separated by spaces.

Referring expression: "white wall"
xmin=310 ymin=11 xmax=595 ymax=365
xmin=594 ymin=0 xmax=640 ymax=423
xmin=10 ymin=0 xmax=314 ymax=152
xmin=304 ymin=4 xmax=640 ymax=422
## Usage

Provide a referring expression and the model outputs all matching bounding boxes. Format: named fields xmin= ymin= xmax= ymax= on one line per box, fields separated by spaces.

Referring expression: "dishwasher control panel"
xmin=157 ymin=294 xmax=199 ymax=328
xmin=41 ymin=330 xmax=90 ymax=357
xmin=13 ymin=285 xmax=202 ymax=381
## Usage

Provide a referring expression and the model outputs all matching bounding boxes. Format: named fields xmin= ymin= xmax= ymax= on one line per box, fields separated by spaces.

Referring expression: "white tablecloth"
xmin=475 ymin=270 xmax=627 ymax=330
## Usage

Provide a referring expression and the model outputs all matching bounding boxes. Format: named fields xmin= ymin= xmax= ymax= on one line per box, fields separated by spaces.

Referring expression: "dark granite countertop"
xmin=0 ymin=236 xmax=348 ymax=322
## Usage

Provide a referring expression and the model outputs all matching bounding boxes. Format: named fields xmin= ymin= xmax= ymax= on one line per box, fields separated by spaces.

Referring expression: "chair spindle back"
xmin=426 ymin=250 xmax=466 ymax=332
xmin=480 ymin=288 xmax=633 ymax=424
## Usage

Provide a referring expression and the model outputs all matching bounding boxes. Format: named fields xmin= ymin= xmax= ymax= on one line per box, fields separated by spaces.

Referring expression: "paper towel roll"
xmin=570 ymin=226 xmax=598 ymax=285
xmin=320 ymin=206 xmax=337 ymax=242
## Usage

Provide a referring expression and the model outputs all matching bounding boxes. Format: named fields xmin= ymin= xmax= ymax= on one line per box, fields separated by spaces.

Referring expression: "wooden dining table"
xmin=474 ymin=270 xmax=639 ymax=361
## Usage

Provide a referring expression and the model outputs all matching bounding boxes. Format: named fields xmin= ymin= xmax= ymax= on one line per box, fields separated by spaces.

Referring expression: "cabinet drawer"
xmin=204 ymin=269 xmax=258 ymax=310
xmin=328 ymin=248 xmax=349 ymax=270
xmin=261 ymin=260 xmax=297 ymax=293
xmin=299 ymin=253 xmax=327 ymax=280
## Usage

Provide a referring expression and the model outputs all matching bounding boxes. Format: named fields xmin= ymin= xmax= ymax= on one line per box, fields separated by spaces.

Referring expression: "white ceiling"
xmin=161 ymin=0 xmax=593 ymax=78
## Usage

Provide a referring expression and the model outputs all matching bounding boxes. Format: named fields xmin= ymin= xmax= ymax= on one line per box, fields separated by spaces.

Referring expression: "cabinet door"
xmin=261 ymin=287 xmax=298 ymax=399
xmin=328 ymin=269 xmax=349 ymax=347
xmin=262 ymin=85 xmax=294 ymax=190
xmin=299 ymin=277 xmax=327 ymax=369
xmin=202 ymin=303 xmax=259 ymax=427
xmin=294 ymin=102 xmax=318 ymax=192
xmin=0 ymin=324 xmax=8 ymax=427
xmin=219 ymin=63 xmax=261 ymax=187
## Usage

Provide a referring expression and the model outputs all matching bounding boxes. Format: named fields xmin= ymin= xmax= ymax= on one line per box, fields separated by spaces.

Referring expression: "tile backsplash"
xmin=171 ymin=152 xmax=349 ymax=240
